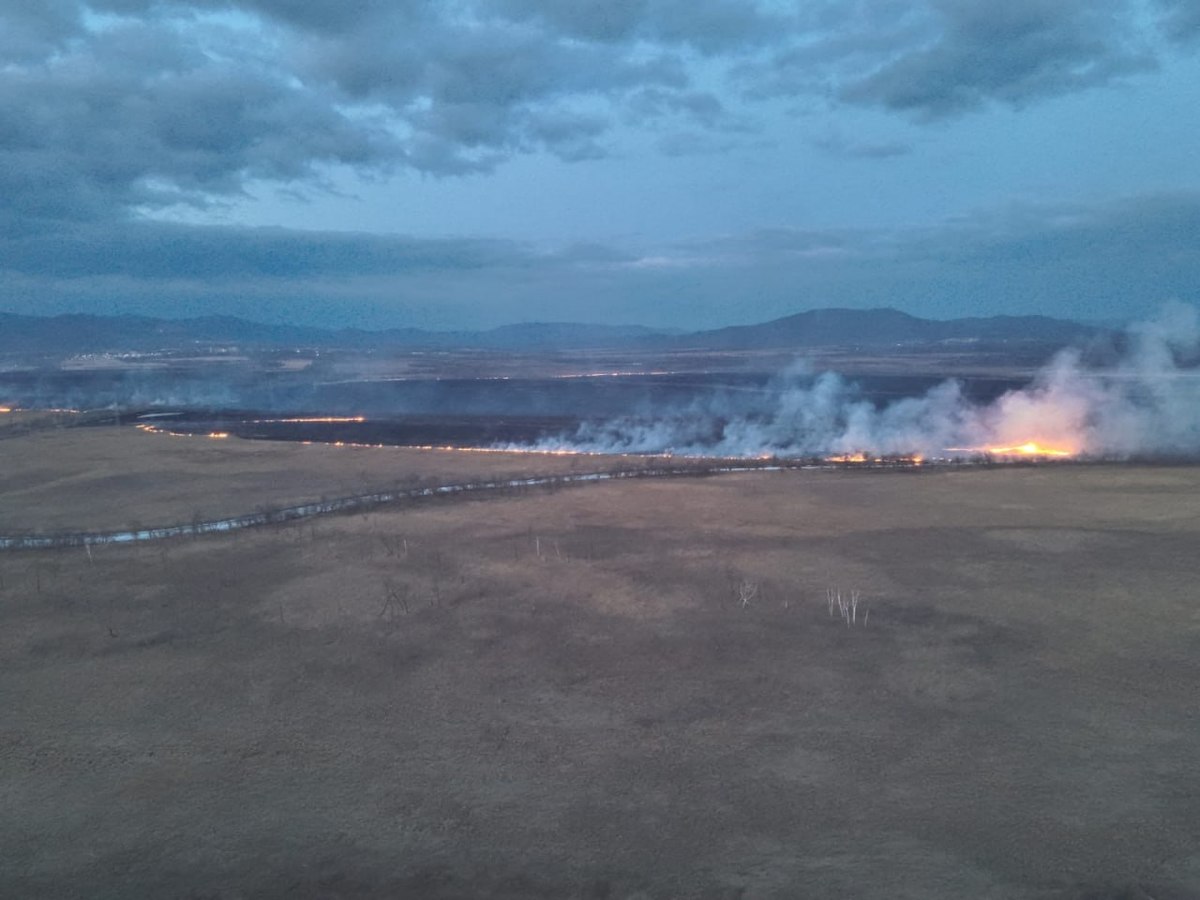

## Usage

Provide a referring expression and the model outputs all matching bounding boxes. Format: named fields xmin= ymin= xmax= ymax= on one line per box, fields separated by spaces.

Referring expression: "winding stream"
xmin=0 ymin=463 xmax=804 ymax=551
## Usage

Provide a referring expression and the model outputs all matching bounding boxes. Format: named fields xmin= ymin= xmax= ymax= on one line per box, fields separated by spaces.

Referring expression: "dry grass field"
xmin=0 ymin=425 xmax=662 ymax=533
xmin=2 ymin=430 xmax=1200 ymax=898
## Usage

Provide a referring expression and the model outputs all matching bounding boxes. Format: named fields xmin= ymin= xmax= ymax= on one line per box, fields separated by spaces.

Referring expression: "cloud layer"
xmin=2 ymin=192 xmax=1197 ymax=328
xmin=1 ymin=1 xmax=1197 ymax=329
xmin=1 ymin=0 xmax=1194 ymax=227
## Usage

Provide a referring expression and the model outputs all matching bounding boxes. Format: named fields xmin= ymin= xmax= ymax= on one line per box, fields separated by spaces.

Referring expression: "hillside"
xmin=0 ymin=307 xmax=1099 ymax=354
xmin=666 ymin=308 xmax=1098 ymax=349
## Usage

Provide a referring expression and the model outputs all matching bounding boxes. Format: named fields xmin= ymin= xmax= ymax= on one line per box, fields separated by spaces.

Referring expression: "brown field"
xmin=0 ymin=408 xmax=84 ymax=438
xmin=2 ymin=429 xmax=1200 ymax=899
xmin=0 ymin=425 xmax=663 ymax=533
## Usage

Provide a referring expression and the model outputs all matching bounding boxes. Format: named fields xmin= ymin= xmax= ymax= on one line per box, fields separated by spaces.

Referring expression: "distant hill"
xmin=0 ymin=308 xmax=1100 ymax=354
xmin=666 ymin=308 xmax=1098 ymax=350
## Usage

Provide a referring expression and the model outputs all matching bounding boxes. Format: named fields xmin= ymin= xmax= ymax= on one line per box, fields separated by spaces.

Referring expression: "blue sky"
xmin=1 ymin=0 xmax=1198 ymax=329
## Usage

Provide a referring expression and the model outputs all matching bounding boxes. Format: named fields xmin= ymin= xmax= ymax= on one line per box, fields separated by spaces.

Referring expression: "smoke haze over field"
xmin=535 ymin=304 xmax=1200 ymax=459
xmin=5 ymin=306 xmax=1196 ymax=462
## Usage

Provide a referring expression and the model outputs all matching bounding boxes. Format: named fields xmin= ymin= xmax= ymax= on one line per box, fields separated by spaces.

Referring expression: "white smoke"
xmin=533 ymin=303 xmax=1200 ymax=459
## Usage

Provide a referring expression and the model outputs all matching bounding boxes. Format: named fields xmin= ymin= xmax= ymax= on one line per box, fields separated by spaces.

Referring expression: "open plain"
xmin=0 ymin=422 xmax=664 ymax=534
xmin=2 ymin=425 xmax=1200 ymax=899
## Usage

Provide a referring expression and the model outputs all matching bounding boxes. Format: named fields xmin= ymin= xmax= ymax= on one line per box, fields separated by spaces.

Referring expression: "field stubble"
xmin=1 ymin=429 xmax=1199 ymax=898
xmin=0 ymin=426 xmax=663 ymax=533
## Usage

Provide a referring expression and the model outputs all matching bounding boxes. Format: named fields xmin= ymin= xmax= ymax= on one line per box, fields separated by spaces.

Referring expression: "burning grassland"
xmin=11 ymin=305 xmax=1200 ymax=471
xmin=518 ymin=304 xmax=1200 ymax=463
xmin=129 ymin=409 xmax=1089 ymax=470
xmin=944 ymin=441 xmax=1075 ymax=460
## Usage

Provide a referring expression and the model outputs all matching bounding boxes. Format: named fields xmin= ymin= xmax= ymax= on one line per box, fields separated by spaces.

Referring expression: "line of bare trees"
xmin=0 ymin=461 xmax=793 ymax=552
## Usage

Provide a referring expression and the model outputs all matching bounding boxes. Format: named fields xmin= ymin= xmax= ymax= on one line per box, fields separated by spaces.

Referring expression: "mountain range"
xmin=0 ymin=308 xmax=1101 ymax=354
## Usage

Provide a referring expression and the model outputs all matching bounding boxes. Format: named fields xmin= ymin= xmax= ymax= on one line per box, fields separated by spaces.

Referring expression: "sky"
xmin=1 ymin=0 xmax=1199 ymax=331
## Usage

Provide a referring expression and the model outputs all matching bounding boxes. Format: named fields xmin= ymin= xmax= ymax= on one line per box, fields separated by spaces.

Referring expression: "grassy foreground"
xmin=2 ymin=438 xmax=1199 ymax=898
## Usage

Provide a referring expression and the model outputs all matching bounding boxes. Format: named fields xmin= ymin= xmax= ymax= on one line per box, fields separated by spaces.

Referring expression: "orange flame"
xmin=826 ymin=451 xmax=869 ymax=463
xmin=825 ymin=451 xmax=925 ymax=465
xmin=946 ymin=440 xmax=1075 ymax=458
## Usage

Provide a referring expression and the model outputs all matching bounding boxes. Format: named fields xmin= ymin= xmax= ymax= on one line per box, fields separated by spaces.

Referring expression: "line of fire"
xmin=124 ymin=411 xmax=1080 ymax=467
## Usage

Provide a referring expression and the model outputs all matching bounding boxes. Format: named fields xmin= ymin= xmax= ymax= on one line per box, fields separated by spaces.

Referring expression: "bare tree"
xmin=827 ymin=588 xmax=867 ymax=627
xmin=738 ymin=580 xmax=758 ymax=608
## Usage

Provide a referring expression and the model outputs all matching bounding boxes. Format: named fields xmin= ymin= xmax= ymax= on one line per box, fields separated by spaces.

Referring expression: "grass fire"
xmin=945 ymin=440 xmax=1076 ymax=459
xmin=3 ymin=306 xmax=1200 ymax=900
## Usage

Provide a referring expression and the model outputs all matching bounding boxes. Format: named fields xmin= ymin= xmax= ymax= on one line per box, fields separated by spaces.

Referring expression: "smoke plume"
xmin=536 ymin=303 xmax=1200 ymax=459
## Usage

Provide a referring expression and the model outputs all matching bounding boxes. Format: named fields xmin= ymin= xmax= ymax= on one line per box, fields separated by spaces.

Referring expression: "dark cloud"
xmin=0 ymin=219 xmax=555 ymax=328
xmin=926 ymin=193 xmax=1200 ymax=277
xmin=1157 ymin=0 xmax=1200 ymax=44
xmin=0 ymin=13 xmax=397 ymax=228
xmin=0 ymin=0 xmax=718 ymax=220
xmin=2 ymin=0 xmax=1193 ymax=232
xmin=0 ymin=221 xmax=532 ymax=280
xmin=484 ymin=0 xmax=786 ymax=54
xmin=0 ymin=0 xmax=1196 ymax=337
xmin=738 ymin=0 xmax=1164 ymax=118
xmin=294 ymin=17 xmax=675 ymax=172
xmin=840 ymin=0 xmax=1156 ymax=117
xmin=3 ymin=193 xmax=1196 ymax=328
xmin=0 ymin=0 xmax=82 ymax=61
xmin=625 ymin=87 xmax=737 ymax=130
xmin=89 ymin=0 xmax=413 ymax=34
xmin=599 ymin=192 xmax=1200 ymax=325
xmin=734 ymin=1 xmax=932 ymax=100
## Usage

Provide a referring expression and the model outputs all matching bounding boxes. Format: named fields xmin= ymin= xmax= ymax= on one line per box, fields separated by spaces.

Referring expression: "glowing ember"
xmin=826 ymin=452 xmax=869 ymax=463
xmin=824 ymin=452 xmax=925 ymax=466
xmin=945 ymin=441 xmax=1075 ymax=458
xmin=0 ymin=406 xmax=13 ymax=413
xmin=207 ymin=432 xmax=230 ymax=439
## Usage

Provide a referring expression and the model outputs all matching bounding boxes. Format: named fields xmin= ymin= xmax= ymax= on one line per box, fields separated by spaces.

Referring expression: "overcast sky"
xmin=2 ymin=0 xmax=1198 ymax=330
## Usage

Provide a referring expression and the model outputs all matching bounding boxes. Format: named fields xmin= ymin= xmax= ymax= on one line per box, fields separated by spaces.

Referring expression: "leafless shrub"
xmin=380 ymin=577 xmax=410 ymax=620
xmin=826 ymin=588 xmax=868 ymax=627
xmin=738 ymin=580 xmax=758 ymax=608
